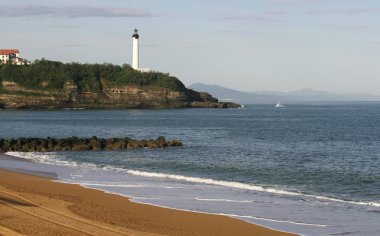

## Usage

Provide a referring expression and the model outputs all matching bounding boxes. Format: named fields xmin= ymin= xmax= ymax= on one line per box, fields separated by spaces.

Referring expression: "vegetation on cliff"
xmin=0 ymin=59 xmax=240 ymax=109
xmin=0 ymin=59 xmax=186 ymax=93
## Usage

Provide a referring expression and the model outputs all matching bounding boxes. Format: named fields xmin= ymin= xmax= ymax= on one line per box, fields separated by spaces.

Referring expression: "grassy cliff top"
xmin=0 ymin=59 xmax=187 ymax=93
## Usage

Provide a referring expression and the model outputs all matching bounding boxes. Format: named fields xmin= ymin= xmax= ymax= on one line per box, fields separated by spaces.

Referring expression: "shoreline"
xmin=0 ymin=154 xmax=298 ymax=236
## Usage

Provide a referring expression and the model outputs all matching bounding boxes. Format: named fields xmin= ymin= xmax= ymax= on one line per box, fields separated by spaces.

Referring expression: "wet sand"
xmin=0 ymin=163 xmax=298 ymax=236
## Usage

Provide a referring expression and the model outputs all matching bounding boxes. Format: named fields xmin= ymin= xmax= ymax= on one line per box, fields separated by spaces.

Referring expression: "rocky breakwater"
xmin=0 ymin=136 xmax=183 ymax=152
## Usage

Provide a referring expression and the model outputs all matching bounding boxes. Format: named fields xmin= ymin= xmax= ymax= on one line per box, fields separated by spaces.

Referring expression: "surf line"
xmin=126 ymin=170 xmax=380 ymax=208
xmin=220 ymin=213 xmax=330 ymax=227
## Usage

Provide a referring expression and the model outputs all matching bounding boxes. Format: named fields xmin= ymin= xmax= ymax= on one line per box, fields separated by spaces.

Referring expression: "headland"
xmin=0 ymin=60 xmax=240 ymax=109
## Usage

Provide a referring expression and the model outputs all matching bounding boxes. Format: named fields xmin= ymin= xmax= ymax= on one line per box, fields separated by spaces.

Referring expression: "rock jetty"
xmin=0 ymin=136 xmax=183 ymax=152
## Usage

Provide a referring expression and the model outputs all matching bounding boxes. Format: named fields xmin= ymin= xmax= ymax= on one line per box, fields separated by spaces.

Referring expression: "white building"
xmin=132 ymin=29 xmax=150 ymax=72
xmin=0 ymin=49 xmax=30 ymax=65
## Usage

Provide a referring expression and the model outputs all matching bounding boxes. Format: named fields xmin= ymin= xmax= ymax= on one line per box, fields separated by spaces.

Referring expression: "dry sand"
xmin=0 ymin=168 xmax=298 ymax=236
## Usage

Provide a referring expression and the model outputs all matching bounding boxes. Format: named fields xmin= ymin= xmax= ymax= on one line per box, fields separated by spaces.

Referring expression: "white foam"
xmin=126 ymin=170 xmax=301 ymax=195
xmin=126 ymin=170 xmax=380 ymax=208
xmin=70 ymin=174 xmax=83 ymax=178
xmin=6 ymin=151 xmax=46 ymax=161
xmin=133 ymin=197 xmax=162 ymax=200
xmin=5 ymin=151 xmax=96 ymax=169
xmin=220 ymin=213 xmax=330 ymax=227
xmin=81 ymin=183 xmax=147 ymax=188
xmin=125 ymin=196 xmax=305 ymax=234
xmin=195 ymin=198 xmax=288 ymax=205
xmin=5 ymin=152 xmax=380 ymax=208
xmin=79 ymin=182 xmax=183 ymax=189
xmin=196 ymin=198 xmax=255 ymax=203
xmin=313 ymin=195 xmax=380 ymax=207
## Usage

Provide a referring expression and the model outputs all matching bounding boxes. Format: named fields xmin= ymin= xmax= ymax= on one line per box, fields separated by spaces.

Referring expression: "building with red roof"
xmin=0 ymin=49 xmax=30 ymax=65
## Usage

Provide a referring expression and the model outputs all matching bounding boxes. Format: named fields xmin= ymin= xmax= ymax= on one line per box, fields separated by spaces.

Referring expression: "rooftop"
xmin=0 ymin=49 xmax=20 ymax=55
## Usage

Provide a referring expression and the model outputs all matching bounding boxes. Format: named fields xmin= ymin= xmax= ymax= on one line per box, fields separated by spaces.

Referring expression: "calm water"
xmin=1 ymin=104 xmax=379 ymax=236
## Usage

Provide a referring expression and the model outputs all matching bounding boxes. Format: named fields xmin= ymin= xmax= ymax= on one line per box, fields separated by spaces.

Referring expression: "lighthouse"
xmin=132 ymin=28 xmax=139 ymax=70
xmin=131 ymin=29 xmax=150 ymax=72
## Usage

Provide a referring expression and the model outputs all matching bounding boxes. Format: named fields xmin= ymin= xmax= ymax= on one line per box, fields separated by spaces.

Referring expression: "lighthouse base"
xmin=135 ymin=68 xmax=151 ymax=73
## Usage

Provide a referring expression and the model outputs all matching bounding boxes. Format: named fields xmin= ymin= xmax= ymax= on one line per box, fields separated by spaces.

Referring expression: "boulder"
xmin=0 ymin=136 xmax=183 ymax=152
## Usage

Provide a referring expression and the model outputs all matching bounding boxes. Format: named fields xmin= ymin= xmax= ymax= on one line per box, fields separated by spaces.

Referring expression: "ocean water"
xmin=1 ymin=104 xmax=379 ymax=236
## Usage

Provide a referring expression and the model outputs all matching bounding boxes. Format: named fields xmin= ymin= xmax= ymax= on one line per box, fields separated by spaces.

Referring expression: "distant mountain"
xmin=189 ymin=83 xmax=279 ymax=104
xmin=189 ymin=83 xmax=255 ymax=101
xmin=189 ymin=83 xmax=380 ymax=104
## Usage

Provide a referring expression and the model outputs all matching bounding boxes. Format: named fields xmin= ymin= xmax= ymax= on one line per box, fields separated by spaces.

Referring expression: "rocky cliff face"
xmin=0 ymin=80 xmax=240 ymax=109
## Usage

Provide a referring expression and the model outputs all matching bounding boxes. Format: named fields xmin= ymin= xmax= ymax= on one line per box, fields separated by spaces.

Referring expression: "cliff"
xmin=0 ymin=60 xmax=240 ymax=109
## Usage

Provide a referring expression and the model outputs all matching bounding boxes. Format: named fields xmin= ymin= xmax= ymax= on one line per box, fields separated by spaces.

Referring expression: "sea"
xmin=0 ymin=103 xmax=379 ymax=236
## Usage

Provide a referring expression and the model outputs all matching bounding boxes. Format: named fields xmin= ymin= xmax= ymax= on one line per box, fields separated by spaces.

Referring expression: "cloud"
xmin=266 ymin=11 xmax=287 ymax=16
xmin=219 ymin=14 xmax=269 ymax=21
xmin=179 ymin=44 xmax=203 ymax=49
xmin=334 ymin=25 xmax=371 ymax=31
xmin=266 ymin=0 xmax=297 ymax=3
xmin=338 ymin=8 xmax=380 ymax=15
xmin=59 ymin=44 xmax=87 ymax=48
xmin=304 ymin=8 xmax=380 ymax=16
xmin=266 ymin=0 xmax=318 ymax=4
xmin=216 ymin=29 xmax=256 ymax=34
xmin=141 ymin=44 xmax=158 ymax=48
xmin=216 ymin=11 xmax=287 ymax=21
xmin=303 ymin=9 xmax=326 ymax=15
xmin=47 ymin=25 xmax=79 ymax=29
xmin=0 ymin=5 xmax=157 ymax=18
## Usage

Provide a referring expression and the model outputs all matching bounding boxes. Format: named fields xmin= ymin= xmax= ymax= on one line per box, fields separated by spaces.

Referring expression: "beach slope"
xmin=0 ymin=169 xmax=297 ymax=236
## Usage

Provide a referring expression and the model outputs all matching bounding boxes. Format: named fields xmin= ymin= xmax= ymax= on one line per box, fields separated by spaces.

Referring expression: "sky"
xmin=1 ymin=0 xmax=380 ymax=94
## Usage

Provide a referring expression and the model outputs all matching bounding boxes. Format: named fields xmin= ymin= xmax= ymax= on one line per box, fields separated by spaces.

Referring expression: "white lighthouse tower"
xmin=132 ymin=28 xmax=139 ymax=70
xmin=131 ymin=28 xmax=150 ymax=72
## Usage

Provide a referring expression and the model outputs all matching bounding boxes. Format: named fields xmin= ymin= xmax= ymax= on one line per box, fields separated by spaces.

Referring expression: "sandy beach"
xmin=0 ymin=166 xmax=297 ymax=236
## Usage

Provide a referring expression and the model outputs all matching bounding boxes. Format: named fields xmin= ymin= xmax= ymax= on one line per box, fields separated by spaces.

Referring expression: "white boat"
xmin=274 ymin=101 xmax=286 ymax=108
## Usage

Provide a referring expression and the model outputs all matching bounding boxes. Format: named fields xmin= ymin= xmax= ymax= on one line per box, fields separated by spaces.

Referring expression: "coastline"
xmin=0 ymin=154 xmax=297 ymax=236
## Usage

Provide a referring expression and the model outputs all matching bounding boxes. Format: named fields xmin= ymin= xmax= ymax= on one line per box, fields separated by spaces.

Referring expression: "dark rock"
xmin=145 ymin=140 xmax=160 ymax=148
xmin=156 ymin=136 xmax=166 ymax=144
xmin=71 ymin=143 xmax=91 ymax=151
xmin=167 ymin=140 xmax=183 ymax=147
xmin=89 ymin=138 xmax=102 ymax=151
xmin=126 ymin=140 xmax=141 ymax=149
xmin=0 ymin=136 xmax=183 ymax=152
